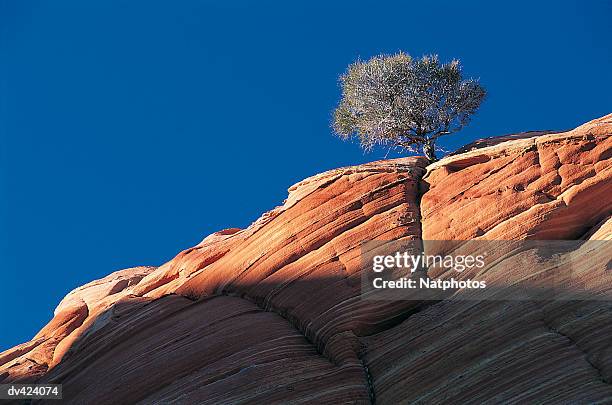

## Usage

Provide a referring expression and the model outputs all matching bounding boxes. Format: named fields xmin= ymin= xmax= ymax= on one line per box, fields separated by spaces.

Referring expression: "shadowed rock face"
xmin=1 ymin=114 xmax=611 ymax=404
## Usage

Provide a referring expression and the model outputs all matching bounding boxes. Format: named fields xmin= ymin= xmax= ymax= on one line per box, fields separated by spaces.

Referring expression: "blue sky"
xmin=0 ymin=0 xmax=610 ymax=350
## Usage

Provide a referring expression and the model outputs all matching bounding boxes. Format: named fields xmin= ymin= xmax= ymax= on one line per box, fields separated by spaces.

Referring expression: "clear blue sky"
xmin=1 ymin=0 xmax=610 ymax=350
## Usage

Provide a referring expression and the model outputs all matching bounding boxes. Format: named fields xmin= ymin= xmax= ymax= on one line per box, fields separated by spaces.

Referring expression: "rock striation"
xmin=1 ymin=114 xmax=611 ymax=404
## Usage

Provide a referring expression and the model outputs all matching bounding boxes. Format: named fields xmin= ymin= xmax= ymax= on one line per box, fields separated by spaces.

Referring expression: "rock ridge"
xmin=0 ymin=114 xmax=610 ymax=404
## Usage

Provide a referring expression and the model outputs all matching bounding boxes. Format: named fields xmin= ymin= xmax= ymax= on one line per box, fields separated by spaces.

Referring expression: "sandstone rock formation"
xmin=1 ymin=114 xmax=611 ymax=404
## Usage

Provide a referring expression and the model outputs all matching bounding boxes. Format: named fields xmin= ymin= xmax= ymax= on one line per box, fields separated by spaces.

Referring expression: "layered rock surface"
xmin=1 ymin=114 xmax=611 ymax=404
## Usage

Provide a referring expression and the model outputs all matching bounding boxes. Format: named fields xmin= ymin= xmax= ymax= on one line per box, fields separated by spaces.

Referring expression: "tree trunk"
xmin=423 ymin=139 xmax=437 ymax=163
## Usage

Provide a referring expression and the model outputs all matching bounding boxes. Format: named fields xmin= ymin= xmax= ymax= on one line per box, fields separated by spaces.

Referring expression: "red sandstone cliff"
xmin=1 ymin=114 xmax=611 ymax=404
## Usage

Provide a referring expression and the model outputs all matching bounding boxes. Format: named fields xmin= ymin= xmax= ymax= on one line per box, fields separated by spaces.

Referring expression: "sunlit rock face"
xmin=1 ymin=114 xmax=610 ymax=404
xmin=421 ymin=114 xmax=611 ymax=241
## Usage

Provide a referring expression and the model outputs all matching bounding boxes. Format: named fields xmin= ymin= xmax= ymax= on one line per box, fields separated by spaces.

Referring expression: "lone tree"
xmin=333 ymin=53 xmax=486 ymax=162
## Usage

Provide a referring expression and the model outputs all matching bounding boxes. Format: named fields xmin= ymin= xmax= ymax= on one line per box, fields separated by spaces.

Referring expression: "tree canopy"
xmin=333 ymin=53 xmax=486 ymax=162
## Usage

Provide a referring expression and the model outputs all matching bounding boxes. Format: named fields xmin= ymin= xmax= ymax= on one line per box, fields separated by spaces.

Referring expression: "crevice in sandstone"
xmin=217 ymin=290 xmax=329 ymax=361
xmin=206 ymin=290 xmax=380 ymax=404
xmin=541 ymin=316 xmax=610 ymax=385
xmin=342 ymin=165 xmax=440 ymax=404
xmin=359 ymin=353 xmax=376 ymax=404
xmin=415 ymin=168 xmax=427 ymax=241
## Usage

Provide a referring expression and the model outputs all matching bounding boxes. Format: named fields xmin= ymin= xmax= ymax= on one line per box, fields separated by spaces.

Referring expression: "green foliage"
xmin=333 ymin=52 xmax=486 ymax=162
